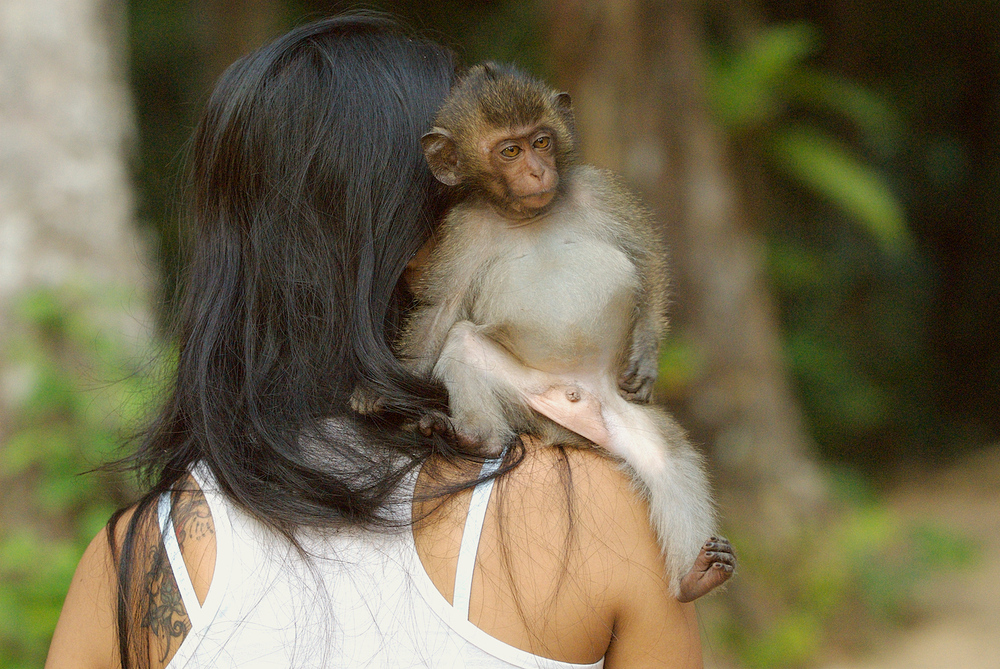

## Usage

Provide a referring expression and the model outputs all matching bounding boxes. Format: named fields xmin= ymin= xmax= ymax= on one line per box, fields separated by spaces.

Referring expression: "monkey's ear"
xmin=421 ymin=128 xmax=462 ymax=187
xmin=554 ymin=92 xmax=576 ymax=133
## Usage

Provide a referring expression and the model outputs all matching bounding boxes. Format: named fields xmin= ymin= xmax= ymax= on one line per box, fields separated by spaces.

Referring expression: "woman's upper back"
xmin=46 ymin=442 xmax=701 ymax=669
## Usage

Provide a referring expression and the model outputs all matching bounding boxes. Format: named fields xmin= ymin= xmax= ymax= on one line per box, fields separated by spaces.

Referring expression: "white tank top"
xmin=157 ymin=461 xmax=605 ymax=668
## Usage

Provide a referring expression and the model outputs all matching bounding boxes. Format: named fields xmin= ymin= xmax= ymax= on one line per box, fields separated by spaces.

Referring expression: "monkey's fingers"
xmin=349 ymin=385 xmax=386 ymax=415
xmin=617 ymin=367 xmax=654 ymax=403
xmin=403 ymin=410 xmax=454 ymax=439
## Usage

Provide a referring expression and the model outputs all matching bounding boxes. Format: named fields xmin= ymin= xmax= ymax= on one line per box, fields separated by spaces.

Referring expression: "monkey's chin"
xmin=516 ymin=190 xmax=556 ymax=216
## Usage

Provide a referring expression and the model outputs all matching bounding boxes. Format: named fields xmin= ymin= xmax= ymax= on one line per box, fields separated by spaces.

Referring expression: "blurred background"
xmin=1 ymin=0 xmax=998 ymax=667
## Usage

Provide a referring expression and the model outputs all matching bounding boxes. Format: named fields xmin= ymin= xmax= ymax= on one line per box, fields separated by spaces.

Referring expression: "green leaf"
xmin=783 ymin=69 xmax=904 ymax=155
xmin=767 ymin=125 xmax=910 ymax=253
xmin=708 ymin=22 xmax=821 ymax=129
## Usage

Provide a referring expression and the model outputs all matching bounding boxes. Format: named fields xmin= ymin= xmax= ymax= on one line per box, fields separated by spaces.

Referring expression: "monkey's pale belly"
xmin=471 ymin=237 xmax=638 ymax=373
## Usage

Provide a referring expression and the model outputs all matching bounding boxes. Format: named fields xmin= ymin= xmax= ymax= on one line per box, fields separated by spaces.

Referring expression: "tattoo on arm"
xmin=172 ymin=488 xmax=215 ymax=549
xmin=141 ymin=487 xmax=214 ymax=664
xmin=142 ymin=542 xmax=190 ymax=663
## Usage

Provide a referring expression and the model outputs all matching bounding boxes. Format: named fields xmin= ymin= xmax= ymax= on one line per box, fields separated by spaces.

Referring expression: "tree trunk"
xmin=545 ymin=0 xmax=828 ymax=538
xmin=0 ymin=0 xmax=146 ymax=522
xmin=0 ymin=0 xmax=144 ymax=308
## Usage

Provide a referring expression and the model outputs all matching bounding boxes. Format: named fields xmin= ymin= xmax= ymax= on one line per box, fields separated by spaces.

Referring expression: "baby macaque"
xmin=398 ymin=62 xmax=733 ymax=600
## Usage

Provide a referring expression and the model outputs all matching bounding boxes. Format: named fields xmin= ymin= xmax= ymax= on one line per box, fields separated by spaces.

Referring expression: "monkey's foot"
xmin=525 ymin=385 xmax=611 ymax=449
xmin=676 ymin=537 xmax=736 ymax=603
xmin=401 ymin=410 xmax=453 ymax=439
xmin=450 ymin=419 xmax=510 ymax=456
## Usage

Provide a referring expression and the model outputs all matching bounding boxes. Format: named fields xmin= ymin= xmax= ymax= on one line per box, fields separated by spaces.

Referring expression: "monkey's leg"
xmin=433 ymin=321 xmax=546 ymax=454
xmin=531 ymin=381 xmax=726 ymax=598
xmin=433 ymin=321 xmax=605 ymax=454
xmin=436 ymin=324 xmax=727 ymax=597
xmin=523 ymin=385 xmax=610 ymax=447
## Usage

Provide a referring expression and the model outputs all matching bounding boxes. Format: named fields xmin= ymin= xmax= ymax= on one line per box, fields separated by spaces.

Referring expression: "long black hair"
xmin=109 ymin=15 xmax=506 ymax=667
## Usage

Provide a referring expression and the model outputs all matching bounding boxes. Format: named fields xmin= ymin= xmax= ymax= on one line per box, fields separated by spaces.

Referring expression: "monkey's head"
xmin=421 ymin=62 xmax=576 ymax=220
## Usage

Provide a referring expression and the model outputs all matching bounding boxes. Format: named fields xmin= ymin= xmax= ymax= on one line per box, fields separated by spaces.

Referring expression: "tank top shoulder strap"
xmin=156 ymin=462 xmax=230 ymax=633
xmin=452 ymin=455 xmax=505 ymax=621
xmin=157 ymin=489 xmax=208 ymax=629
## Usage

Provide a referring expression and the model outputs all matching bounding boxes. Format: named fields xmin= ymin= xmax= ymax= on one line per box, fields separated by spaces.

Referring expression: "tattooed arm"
xmin=144 ymin=486 xmax=216 ymax=666
xmin=46 ymin=478 xmax=216 ymax=669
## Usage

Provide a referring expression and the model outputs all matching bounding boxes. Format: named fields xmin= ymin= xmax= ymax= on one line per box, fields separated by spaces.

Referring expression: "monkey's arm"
xmin=400 ymin=210 xmax=502 ymax=378
xmin=619 ymin=301 xmax=665 ymax=403
xmin=622 ymin=204 xmax=670 ymax=402
xmin=400 ymin=296 xmax=469 ymax=377
xmin=580 ymin=166 xmax=669 ymax=403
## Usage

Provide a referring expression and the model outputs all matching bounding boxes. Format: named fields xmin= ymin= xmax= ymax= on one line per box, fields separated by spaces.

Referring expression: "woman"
xmin=46 ymin=15 xmax=709 ymax=669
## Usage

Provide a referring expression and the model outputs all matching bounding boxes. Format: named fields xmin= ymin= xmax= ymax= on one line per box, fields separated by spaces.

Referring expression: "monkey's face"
xmin=481 ymin=125 xmax=560 ymax=219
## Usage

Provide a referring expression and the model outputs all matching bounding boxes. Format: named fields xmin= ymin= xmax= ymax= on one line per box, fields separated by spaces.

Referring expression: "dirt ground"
xmin=817 ymin=445 xmax=1000 ymax=669
xmin=703 ymin=445 xmax=1000 ymax=669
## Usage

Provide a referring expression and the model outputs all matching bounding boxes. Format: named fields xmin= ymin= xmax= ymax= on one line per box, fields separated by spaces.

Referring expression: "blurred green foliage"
xmin=0 ymin=288 xmax=166 ymax=667
xmin=708 ymin=22 xmax=909 ymax=254
xmin=711 ymin=470 xmax=979 ymax=668
xmin=758 ymin=0 xmax=1000 ymax=461
xmin=701 ymin=6 xmax=1000 ymax=469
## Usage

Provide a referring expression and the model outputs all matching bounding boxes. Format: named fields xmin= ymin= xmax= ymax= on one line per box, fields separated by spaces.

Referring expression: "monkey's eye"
xmin=533 ymin=136 xmax=552 ymax=150
xmin=500 ymin=145 xmax=521 ymax=158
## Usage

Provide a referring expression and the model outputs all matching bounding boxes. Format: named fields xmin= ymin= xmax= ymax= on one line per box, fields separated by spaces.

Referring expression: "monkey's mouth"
xmin=517 ymin=189 xmax=557 ymax=212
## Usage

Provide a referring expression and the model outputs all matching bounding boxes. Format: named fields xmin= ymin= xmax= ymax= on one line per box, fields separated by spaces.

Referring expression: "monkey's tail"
xmin=602 ymin=398 xmax=717 ymax=598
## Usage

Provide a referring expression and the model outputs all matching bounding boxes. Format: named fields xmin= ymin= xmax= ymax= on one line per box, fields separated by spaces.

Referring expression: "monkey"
xmin=383 ymin=62 xmax=734 ymax=601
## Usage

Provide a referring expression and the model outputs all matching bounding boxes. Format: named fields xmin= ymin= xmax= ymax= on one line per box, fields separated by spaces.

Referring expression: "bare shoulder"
xmin=501 ymin=441 xmax=642 ymax=516
xmin=45 ymin=477 xmax=217 ymax=669
xmin=500 ymin=443 xmax=663 ymax=563
xmin=499 ymin=443 xmax=703 ymax=669
xmin=45 ymin=508 xmax=130 ymax=669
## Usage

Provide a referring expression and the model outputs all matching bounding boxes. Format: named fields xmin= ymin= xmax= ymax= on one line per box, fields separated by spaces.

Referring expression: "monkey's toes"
xmin=414 ymin=411 xmax=453 ymax=438
xmin=677 ymin=537 xmax=737 ymax=602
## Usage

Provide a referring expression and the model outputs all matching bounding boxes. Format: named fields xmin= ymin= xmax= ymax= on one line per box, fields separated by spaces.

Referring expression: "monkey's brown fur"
xmin=400 ymin=62 xmax=733 ymax=600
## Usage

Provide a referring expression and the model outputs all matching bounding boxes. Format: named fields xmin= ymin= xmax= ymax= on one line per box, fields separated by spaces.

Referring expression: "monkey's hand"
xmin=349 ymin=385 xmax=386 ymax=415
xmin=618 ymin=351 xmax=658 ymax=403
xmin=676 ymin=537 xmax=736 ymax=603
